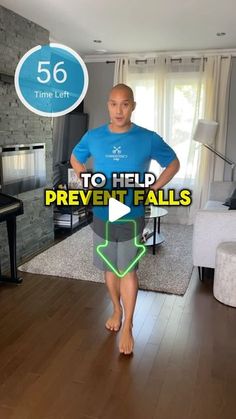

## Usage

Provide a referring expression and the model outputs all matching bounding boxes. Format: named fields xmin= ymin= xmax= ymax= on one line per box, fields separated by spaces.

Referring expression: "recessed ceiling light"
xmin=95 ymin=49 xmax=107 ymax=53
xmin=216 ymin=32 xmax=226 ymax=36
xmin=93 ymin=39 xmax=102 ymax=43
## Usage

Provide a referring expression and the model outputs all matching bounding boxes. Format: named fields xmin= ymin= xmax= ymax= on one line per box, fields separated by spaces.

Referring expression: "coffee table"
xmin=144 ymin=207 xmax=168 ymax=255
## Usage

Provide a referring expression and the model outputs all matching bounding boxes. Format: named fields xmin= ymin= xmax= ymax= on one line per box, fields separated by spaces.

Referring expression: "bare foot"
xmin=105 ymin=307 xmax=123 ymax=332
xmin=119 ymin=324 xmax=134 ymax=355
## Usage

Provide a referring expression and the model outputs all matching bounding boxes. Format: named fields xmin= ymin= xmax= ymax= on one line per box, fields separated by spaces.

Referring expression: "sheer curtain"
xmin=114 ymin=55 xmax=232 ymax=224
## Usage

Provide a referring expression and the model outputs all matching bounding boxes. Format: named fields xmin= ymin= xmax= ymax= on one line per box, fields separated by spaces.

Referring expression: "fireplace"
xmin=0 ymin=143 xmax=46 ymax=195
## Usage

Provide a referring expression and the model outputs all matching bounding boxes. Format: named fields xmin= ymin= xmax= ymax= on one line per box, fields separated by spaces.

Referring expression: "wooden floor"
xmin=0 ymin=261 xmax=236 ymax=419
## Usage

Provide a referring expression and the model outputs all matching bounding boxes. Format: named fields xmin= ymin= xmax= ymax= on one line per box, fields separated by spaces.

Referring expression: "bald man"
xmin=70 ymin=83 xmax=180 ymax=355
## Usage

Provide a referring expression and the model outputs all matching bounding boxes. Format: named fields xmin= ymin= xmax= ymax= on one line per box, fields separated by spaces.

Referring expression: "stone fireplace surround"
xmin=0 ymin=5 xmax=54 ymax=274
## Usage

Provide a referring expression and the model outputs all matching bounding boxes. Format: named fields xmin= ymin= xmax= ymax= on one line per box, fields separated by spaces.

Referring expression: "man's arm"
xmin=151 ymin=158 xmax=180 ymax=191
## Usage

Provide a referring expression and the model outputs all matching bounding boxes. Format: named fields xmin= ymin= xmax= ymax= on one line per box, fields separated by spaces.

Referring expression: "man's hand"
xmin=70 ymin=154 xmax=86 ymax=178
xmin=150 ymin=158 xmax=180 ymax=192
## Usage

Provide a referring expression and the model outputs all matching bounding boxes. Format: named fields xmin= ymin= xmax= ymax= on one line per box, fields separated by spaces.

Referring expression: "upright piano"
xmin=0 ymin=192 xmax=24 ymax=283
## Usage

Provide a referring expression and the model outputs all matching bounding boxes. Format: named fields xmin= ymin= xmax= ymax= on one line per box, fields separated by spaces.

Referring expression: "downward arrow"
xmin=96 ymin=219 xmax=146 ymax=278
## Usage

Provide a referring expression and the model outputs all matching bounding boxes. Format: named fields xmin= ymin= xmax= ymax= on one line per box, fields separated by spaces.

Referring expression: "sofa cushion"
xmin=205 ymin=200 xmax=229 ymax=211
xmin=209 ymin=181 xmax=236 ymax=202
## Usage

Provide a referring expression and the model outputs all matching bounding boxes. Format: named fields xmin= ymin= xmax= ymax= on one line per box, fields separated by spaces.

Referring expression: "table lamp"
xmin=193 ymin=119 xmax=235 ymax=181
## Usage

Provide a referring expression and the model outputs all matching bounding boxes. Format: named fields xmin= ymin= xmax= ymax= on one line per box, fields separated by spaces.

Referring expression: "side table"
xmin=144 ymin=207 xmax=168 ymax=255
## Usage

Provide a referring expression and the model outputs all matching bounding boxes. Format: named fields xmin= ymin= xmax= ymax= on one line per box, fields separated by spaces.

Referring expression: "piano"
xmin=0 ymin=192 xmax=24 ymax=283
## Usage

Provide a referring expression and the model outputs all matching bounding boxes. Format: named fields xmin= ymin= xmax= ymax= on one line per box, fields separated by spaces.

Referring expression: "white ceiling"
xmin=1 ymin=0 xmax=236 ymax=58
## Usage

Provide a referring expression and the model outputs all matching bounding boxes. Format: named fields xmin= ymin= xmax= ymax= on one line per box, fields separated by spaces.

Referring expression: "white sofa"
xmin=192 ymin=181 xmax=236 ymax=279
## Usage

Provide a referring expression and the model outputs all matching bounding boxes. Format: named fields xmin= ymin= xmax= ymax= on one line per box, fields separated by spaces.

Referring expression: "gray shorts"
xmin=93 ymin=217 xmax=145 ymax=273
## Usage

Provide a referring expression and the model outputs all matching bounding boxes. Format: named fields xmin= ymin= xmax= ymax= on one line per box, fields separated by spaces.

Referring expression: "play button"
xmin=108 ymin=197 xmax=131 ymax=222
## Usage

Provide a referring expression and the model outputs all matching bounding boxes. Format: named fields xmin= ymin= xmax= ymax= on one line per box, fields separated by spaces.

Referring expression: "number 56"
xmin=37 ymin=61 xmax=67 ymax=84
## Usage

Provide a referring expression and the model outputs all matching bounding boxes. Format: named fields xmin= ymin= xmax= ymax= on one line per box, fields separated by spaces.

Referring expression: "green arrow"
xmin=96 ymin=219 xmax=146 ymax=278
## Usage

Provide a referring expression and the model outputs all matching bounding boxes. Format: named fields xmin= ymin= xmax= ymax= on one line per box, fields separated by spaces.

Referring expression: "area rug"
xmin=18 ymin=223 xmax=193 ymax=295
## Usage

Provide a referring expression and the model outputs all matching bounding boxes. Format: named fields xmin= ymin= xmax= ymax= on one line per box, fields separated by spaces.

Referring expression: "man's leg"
xmin=119 ymin=270 xmax=138 ymax=355
xmin=93 ymin=218 xmax=122 ymax=331
xmin=105 ymin=271 xmax=123 ymax=331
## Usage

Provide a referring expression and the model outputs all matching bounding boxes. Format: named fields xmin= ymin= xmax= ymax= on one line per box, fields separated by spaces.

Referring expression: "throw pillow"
xmin=223 ymin=188 xmax=236 ymax=207
xmin=229 ymin=198 xmax=236 ymax=210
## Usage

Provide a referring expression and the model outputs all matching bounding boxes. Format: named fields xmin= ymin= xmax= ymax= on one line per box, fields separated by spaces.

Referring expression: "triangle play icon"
xmin=108 ymin=197 xmax=131 ymax=222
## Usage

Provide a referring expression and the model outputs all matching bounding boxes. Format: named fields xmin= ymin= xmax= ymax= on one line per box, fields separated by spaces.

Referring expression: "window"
xmin=165 ymin=74 xmax=203 ymax=181
xmin=128 ymin=70 xmax=204 ymax=183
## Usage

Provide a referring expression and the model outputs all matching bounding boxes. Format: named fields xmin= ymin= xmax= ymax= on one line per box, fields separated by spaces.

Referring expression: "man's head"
xmin=107 ymin=84 xmax=136 ymax=132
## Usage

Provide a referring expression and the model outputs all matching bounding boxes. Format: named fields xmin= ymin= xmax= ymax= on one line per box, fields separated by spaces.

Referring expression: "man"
xmin=70 ymin=83 xmax=180 ymax=355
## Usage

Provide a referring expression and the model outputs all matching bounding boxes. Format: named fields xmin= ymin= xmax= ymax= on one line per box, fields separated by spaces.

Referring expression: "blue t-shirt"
xmin=72 ymin=123 xmax=177 ymax=220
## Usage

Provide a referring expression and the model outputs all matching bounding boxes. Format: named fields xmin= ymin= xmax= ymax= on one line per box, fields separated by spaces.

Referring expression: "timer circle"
xmin=14 ymin=43 xmax=89 ymax=117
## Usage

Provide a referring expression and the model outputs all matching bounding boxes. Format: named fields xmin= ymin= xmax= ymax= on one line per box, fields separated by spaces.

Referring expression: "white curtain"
xmin=113 ymin=55 xmax=232 ymax=224
xmin=113 ymin=58 xmax=129 ymax=85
